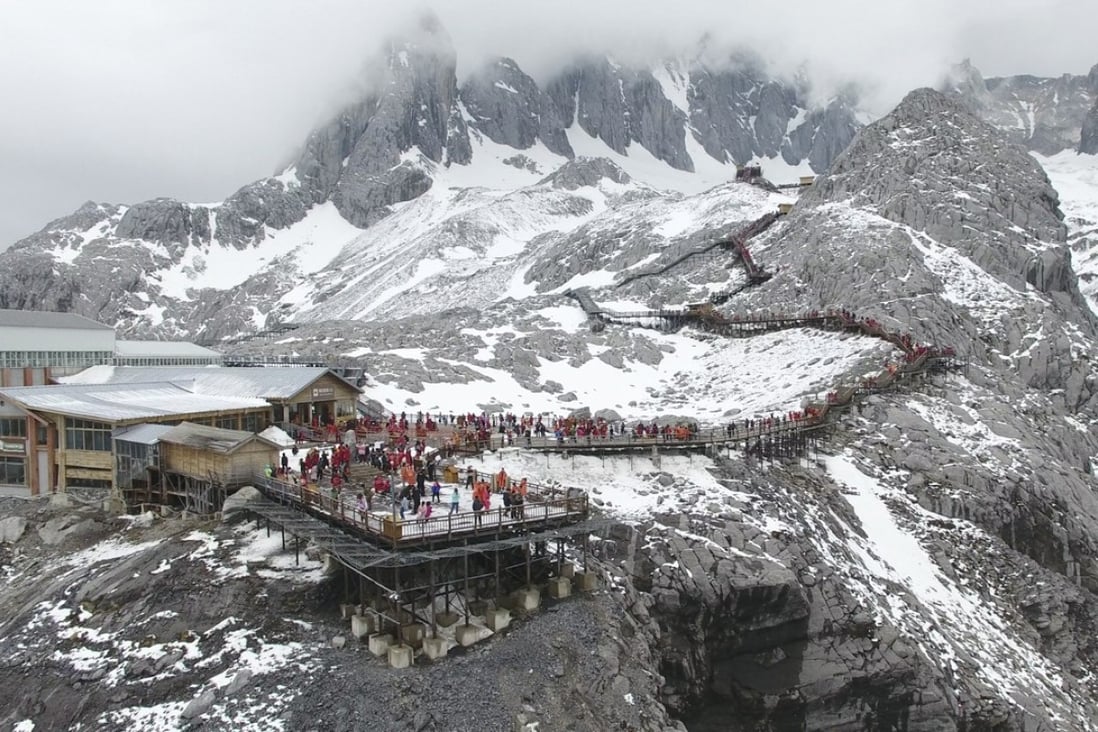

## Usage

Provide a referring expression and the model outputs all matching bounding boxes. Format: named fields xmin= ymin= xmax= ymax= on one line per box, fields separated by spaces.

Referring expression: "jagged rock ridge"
xmin=946 ymin=59 xmax=1098 ymax=155
xmin=0 ymin=16 xmax=861 ymax=339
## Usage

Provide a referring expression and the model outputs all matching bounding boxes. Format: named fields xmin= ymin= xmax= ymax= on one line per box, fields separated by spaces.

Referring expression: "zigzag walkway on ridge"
xmin=614 ymin=211 xmax=781 ymax=290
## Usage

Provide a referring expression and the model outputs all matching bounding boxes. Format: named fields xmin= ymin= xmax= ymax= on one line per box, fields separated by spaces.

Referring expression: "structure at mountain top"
xmin=946 ymin=59 xmax=1098 ymax=155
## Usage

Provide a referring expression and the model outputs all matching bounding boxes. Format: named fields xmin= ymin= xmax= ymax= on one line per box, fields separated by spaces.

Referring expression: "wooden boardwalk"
xmin=615 ymin=211 xmax=780 ymax=289
xmin=527 ymin=301 xmax=963 ymax=456
xmin=253 ymin=471 xmax=589 ymax=550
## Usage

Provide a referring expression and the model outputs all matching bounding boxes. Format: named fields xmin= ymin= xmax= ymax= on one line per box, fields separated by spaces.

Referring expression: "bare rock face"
xmin=946 ymin=59 xmax=1098 ymax=155
xmin=1080 ymin=95 xmax=1098 ymax=155
xmin=538 ymin=156 xmax=631 ymax=190
xmin=548 ymin=59 xmax=693 ymax=171
xmin=689 ymin=61 xmax=861 ymax=172
xmin=460 ymin=57 xmax=573 ymax=157
xmin=307 ymin=19 xmax=469 ymax=228
xmin=804 ymin=88 xmax=1071 ymax=297
xmin=781 ymin=96 xmax=863 ymax=172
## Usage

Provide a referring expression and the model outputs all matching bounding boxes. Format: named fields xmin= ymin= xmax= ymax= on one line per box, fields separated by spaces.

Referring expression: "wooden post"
xmin=463 ymin=540 xmax=471 ymax=625
xmin=393 ymin=565 xmax=402 ymax=641
xmin=429 ymin=561 xmax=437 ymax=637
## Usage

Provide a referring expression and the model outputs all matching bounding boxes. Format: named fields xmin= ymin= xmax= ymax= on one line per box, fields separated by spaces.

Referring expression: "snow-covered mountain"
xmin=3 ymin=11 xmax=1098 ymax=730
xmin=0 ymin=17 xmax=859 ymax=340
xmin=225 ymin=86 xmax=1098 ymax=729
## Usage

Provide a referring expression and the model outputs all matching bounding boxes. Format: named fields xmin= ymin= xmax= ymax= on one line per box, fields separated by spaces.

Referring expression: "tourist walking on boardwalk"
xmin=400 ymin=494 xmax=409 ymax=520
xmin=431 ymin=480 xmax=441 ymax=504
xmin=450 ymin=486 xmax=460 ymax=515
xmin=472 ymin=493 xmax=484 ymax=527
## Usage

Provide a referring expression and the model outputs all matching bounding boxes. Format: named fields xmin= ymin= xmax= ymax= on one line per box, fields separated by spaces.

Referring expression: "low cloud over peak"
xmin=0 ymin=0 xmax=1094 ymax=248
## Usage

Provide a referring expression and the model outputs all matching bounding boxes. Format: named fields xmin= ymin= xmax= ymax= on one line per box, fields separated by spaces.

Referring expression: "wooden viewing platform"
xmin=253 ymin=472 xmax=590 ymax=550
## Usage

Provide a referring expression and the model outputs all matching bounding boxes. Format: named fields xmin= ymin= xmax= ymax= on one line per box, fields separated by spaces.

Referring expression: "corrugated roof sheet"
xmin=0 ymin=382 xmax=270 ymax=422
xmin=60 ymin=366 xmax=359 ymax=399
xmin=160 ymin=422 xmax=279 ymax=454
xmin=114 ymin=340 xmax=222 ymax=359
xmin=0 ymin=309 xmax=113 ymax=330
xmin=113 ymin=423 xmax=174 ymax=445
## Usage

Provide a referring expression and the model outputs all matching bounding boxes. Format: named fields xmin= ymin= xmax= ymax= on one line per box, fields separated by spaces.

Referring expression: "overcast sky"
xmin=1 ymin=0 xmax=1094 ymax=248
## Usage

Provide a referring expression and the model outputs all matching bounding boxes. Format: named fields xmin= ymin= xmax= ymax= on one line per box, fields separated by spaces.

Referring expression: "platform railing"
xmin=253 ymin=473 xmax=588 ymax=548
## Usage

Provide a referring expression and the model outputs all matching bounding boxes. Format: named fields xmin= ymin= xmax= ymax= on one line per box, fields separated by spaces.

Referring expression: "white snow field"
xmin=365 ymin=325 xmax=884 ymax=422
xmin=1033 ymin=150 xmax=1098 ymax=316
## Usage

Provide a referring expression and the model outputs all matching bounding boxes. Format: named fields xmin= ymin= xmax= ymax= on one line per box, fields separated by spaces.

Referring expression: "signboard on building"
xmin=311 ymin=387 xmax=335 ymax=400
xmin=0 ymin=440 xmax=24 ymax=453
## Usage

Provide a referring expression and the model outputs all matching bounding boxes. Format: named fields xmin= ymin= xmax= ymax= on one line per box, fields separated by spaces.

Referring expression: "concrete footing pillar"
xmin=547 ymin=577 xmax=572 ymax=599
xmin=388 ymin=644 xmax=413 ymax=669
xmin=367 ymin=633 xmax=393 ymax=656
xmin=422 ymin=637 xmax=449 ymax=660
xmin=351 ymin=613 xmax=375 ymax=639
xmin=455 ymin=624 xmax=481 ymax=647
xmin=559 ymin=563 xmax=576 ymax=579
xmin=512 ymin=587 xmax=541 ymax=612
xmin=574 ymin=572 xmax=598 ymax=592
xmin=485 ymin=607 xmax=511 ymax=631
xmin=400 ymin=623 xmax=426 ymax=650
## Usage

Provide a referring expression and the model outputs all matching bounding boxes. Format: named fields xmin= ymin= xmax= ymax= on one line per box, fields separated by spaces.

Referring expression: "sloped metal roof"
xmin=160 ymin=422 xmax=280 ymax=454
xmin=0 ymin=309 xmax=113 ymax=330
xmin=60 ymin=366 xmax=360 ymax=399
xmin=113 ymin=423 xmax=174 ymax=445
xmin=114 ymin=340 xmax=222 ymax=359
xmin=0 ymin=382 xmax=270 ymax=422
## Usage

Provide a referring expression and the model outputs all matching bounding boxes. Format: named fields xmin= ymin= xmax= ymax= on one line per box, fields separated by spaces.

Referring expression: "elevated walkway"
xmin=528 ymin=300 xmax=964 ymax=456
xmin=566 ymin=288 xmax=606 ymax=317
xmin=615 ymin=211 xmax=781 ymax=290
xmin=253 ymin=471 xmax=590 ymax=551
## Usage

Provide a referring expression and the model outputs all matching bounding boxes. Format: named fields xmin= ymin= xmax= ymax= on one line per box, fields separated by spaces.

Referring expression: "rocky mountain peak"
xmin=809 ymin=88 xmax=1064 ymax=240
xmin=536 ymin=156 xmax=631 ymax=190
xmin=944 ymin=58 xmax=992 ymax=108
xmin=803 ymin=88 xmax=1084 ymax=306
xmin=1081 ymin=102 xmax=1098 ymax=154
xmin=459 ymin=57 xmax=573 ymax=157
xmin=545 ymin=57 xmax=694 ymax=171
xmin=289 ymin=13 xmax=470 ymax=228
xmin=946 ymin=59 xmax=1098 ymax=155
